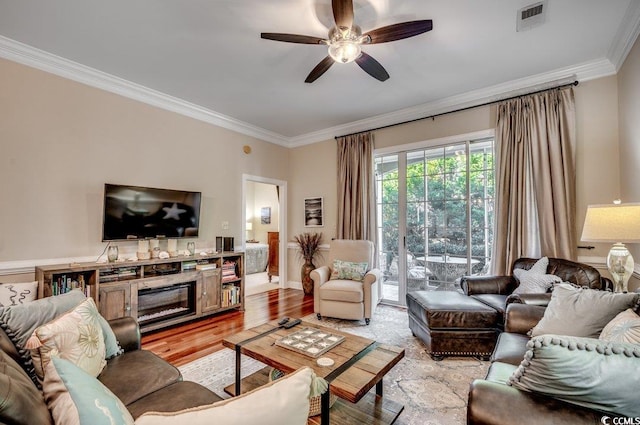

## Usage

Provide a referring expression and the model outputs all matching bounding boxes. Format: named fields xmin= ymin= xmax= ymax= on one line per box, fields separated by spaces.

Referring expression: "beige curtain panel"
xmin=336 ymin=132 xmax=375 ymax=241
xmin=492 ymin=87 xmax=577 ymax=275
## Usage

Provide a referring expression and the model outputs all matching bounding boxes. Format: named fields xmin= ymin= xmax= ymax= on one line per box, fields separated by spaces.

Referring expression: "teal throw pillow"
xmin=508 ymin=334 xmax=640 ymax=417
xmin=330 ymin=260 xmax=368 ymax=282
xmin=96 ymin=314 xmax=124 ymax=359
xmin=43 ymin=356 xmax=134 ymax=425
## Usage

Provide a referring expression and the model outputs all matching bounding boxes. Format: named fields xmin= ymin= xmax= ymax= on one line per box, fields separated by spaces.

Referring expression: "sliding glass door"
xmin=376 ymin=138 xmax=494 ymax=305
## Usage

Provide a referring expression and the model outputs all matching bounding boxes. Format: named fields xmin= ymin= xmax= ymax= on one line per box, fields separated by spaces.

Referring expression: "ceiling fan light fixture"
xmin=328 ymin=41 xmax=361 ymax=63
xmin=261 ymin=0 xmax=433 ymax=82
xmin=328 ymin=25 xmax=363 ymax=63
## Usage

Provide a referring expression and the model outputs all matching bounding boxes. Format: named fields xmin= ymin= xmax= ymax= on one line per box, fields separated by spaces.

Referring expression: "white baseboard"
xmin=287 ymin=281 xmax=303 ymax=291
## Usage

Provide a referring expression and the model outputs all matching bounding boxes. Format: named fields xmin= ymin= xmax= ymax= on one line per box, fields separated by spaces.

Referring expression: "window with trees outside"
xmin=375 ymin=137 xmax=494 ymax=304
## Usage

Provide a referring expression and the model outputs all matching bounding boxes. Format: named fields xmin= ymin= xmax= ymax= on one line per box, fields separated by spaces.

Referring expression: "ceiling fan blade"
xmin=355 ymin=52 xmax=390 ymax=82
xmin=364 ymin=20 xmax=433 ymax=44
xmin=332 ymin=0 xmax=354 ymax=28
xmin=305 ymin=56 xmax=335 ymax=83
xmin=261 ymin=33 xmax=326 ymax=44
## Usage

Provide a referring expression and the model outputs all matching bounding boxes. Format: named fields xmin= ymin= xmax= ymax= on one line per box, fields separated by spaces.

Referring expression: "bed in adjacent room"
xmin=245 ymin=243 xmax=269 ymax=274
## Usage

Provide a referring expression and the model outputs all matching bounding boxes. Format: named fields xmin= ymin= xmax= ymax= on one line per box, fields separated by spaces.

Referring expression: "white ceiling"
xmin=1 ymin=0 xmax=639 ymax=147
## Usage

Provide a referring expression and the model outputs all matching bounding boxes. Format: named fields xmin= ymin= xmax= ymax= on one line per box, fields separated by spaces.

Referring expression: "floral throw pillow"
xmin=599 ymin=308 xmax=640 ymax=344
xmin=27 ymin=297 xmax=106 ymax=383
xmin=330 ymin=260 xmax=368 ymax=282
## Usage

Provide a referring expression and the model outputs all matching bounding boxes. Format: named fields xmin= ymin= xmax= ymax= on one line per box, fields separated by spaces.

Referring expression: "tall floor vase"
xmin=301 ymin=259 xmax=315 ymax=295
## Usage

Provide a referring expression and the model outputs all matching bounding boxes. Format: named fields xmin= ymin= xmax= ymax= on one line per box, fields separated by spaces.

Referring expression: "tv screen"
xmin=102 ymin=184 xmax=201 ymax=241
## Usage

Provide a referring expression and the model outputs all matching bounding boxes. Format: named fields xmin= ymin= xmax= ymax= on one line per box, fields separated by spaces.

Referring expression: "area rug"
xmin=178 ymin=305 xmax=490 ymax=425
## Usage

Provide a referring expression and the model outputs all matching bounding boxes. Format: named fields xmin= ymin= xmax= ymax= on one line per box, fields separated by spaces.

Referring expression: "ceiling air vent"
xmin=517 ymin=1 xmax=547 ymax=32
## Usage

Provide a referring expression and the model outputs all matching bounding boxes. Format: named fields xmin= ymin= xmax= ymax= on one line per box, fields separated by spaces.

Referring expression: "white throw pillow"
xmin=28 ymin=297 xmax=107 ymax=382
xmin=530 ymin=284 xmax=639 ymax=338
xmin=134 ymin=367 xmax=314 ymax=425
xmin=512 ymin=257 xmax=561 ymax=295
xmin=0 ymin=281 xmax=38 ymax=306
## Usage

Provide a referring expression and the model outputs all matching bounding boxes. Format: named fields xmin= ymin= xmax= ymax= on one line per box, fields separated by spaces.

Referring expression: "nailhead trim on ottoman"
xmin=407 ymin=291 xmax=499 ymax=360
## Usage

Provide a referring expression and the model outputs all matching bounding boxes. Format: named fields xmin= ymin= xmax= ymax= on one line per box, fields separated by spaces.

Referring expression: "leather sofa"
xmin=467 ymin=302 xmax=639 ymax=424
xmin=408 ymin=258 xmax=614 ymax=360
xmin=0 ymin=316 xmax=222 ymax=424
xmin=460 ymin=257 xmax=612 ymax=329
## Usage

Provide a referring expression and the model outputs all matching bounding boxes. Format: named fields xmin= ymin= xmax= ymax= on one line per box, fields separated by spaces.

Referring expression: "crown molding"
xmin=287 ymin=58 xmax=616 ymax=147
xmin=608 ymin=0 xmax=640 ymax=71
xmin=0 ymin=35 xmax=624 ymax=149
xmin=0 ymin=36 xmax=290 ymax=147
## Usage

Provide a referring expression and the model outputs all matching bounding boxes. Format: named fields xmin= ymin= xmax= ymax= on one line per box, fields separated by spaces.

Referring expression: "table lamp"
xmin=580 ymin=202 xmax=640 ymax=293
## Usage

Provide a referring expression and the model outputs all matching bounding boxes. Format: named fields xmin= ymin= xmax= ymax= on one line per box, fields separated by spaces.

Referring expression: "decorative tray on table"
xmin=275 ymin=327 xmax=345 ymax=358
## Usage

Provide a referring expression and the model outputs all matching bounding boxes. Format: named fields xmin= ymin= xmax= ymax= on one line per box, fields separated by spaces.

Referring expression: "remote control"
xmin=277 ymin=317 xmax=290 ymax=326
xmin=283 ymin=318 xmax=301 ymax=329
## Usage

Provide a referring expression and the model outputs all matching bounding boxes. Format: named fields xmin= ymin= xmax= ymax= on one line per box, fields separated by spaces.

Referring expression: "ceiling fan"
xmin=261 ymin=0 xmax=433 ymax=83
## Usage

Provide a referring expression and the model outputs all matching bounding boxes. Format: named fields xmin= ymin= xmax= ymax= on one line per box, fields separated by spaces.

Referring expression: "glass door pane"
xmin=376 ymin=154 xmax=401 ymax=303
xmin=469 ymin=139 xmax=494 ymax=274
xmin=375 ymin=137 xmax=494 ymax=305
xmin=406 ymin=150 xmax=431 ymax=292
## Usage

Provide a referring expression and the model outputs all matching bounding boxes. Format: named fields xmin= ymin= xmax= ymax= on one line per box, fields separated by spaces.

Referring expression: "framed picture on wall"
xmin=304 ymin=197 xmax=323 ymax=227
xmin=261 ymin=207 xmax=271 ymax=224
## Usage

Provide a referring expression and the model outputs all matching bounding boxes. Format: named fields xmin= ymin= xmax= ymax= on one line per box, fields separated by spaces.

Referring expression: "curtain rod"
xmin=334 ymin=80 xmax=579 ymax=140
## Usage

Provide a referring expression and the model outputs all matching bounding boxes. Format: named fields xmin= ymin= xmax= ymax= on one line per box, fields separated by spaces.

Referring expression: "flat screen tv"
xmin=102 ymin=183 xmax=202 ymax=241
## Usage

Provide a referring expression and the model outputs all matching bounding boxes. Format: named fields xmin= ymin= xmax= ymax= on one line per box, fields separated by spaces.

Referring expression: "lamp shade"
xmin=581 ymin=203 xmax=640 ymax=243
xmin=246 ymin=222 xmax=253 ymax=231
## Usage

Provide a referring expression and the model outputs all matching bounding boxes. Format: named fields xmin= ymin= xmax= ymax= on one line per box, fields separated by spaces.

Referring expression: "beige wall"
xmin=287 ymin=142 xmax=337 ymax=280
xmin=287 ymin=80 xmax=623 ymax=284
xmin=574 ymin=76 xmax=621 ymax=258
xmin=1 ymin=53 xmax=636 ymax=290
xmin=617 ymin=35 xmax=640 ymax=291
xmin=0 ymin=58 xmax=289 ymax=265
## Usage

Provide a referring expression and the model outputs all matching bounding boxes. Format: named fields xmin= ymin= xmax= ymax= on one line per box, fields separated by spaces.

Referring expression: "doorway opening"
xmin=242 ymin=175 xmax=287 ymax=296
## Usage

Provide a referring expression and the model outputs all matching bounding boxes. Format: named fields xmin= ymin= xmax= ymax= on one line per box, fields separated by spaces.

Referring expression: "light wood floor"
xmin=141 ymin=288 xmax=314 ymax=367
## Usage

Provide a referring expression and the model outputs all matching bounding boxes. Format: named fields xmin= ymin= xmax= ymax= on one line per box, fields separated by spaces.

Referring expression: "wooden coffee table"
xmin=222 ymin=319 xmax=405 ymax=425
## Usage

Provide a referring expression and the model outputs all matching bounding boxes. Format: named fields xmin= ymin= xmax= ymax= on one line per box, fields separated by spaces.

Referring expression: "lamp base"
xmin=607 ymin=243 xmax=634 ymax=293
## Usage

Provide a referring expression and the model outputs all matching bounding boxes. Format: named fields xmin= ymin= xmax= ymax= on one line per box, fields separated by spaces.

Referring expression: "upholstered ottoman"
xmin=407 ymin=291 xmax=499 ymax=360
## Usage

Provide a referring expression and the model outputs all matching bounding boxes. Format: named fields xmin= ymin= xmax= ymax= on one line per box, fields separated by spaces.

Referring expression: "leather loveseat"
xmin=460 ymin=257 xmax=612 ymax=329
xmin=467 ymin=301 xmax=640 ymax=424
xmin=0 ymin=316 xmax=222 ymax=424
xmin=408 ymin=258 xmax=612 ymax=360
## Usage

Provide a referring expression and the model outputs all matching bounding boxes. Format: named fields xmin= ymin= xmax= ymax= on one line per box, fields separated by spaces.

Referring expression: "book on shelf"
xmin=221 ymin=260 xmax=238 ymax=282
xmin=221 ymin=284 xmax=240 ymax=307
xmin=99 ymin=266 xmax=139 ymax=281
xmin=183 ymin=260 xmax=197 ymax=270
xmin=51 ymin=274 xmax=90 ymax=297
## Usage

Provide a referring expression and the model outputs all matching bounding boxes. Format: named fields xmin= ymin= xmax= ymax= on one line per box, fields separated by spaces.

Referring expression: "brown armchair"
xmin=460 ymin=257 xmax=612 ymax=328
